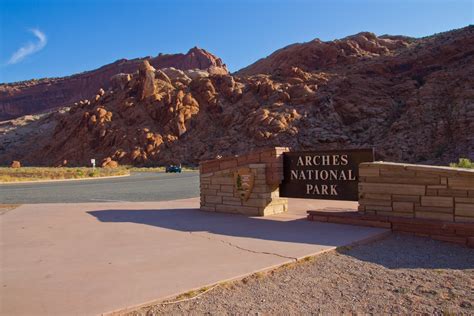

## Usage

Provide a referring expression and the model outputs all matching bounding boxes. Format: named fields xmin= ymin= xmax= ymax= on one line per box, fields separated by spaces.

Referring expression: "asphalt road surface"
xmin=0 ymin=172 xmax=199 ymax=204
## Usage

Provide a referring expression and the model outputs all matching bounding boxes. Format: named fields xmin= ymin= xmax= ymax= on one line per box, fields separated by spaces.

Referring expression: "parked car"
xmin=166 ymin=165 xmax=182 ymax=173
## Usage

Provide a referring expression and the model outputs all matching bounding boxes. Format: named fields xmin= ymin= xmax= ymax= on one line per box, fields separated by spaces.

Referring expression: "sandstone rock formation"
xmin=0 ymin=26 xmax=472 ymax=167
xmin=101 ymin=157 xmax=119 ymax=168
xmin=0 ymin=47 xmax=227 ymax=120
xmin=11 ymin=161 xmax=21 ymax=168
xmin=138 ymin=61 xmax=158 ymax=100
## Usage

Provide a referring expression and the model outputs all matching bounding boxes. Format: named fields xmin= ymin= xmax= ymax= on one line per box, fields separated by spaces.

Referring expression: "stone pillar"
xmin=199 ymin=147 xmax=289 ymax=216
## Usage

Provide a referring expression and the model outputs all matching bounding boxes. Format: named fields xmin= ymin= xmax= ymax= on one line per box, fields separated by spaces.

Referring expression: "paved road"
xmin=0 ymin=172 xmax=199 ymax=204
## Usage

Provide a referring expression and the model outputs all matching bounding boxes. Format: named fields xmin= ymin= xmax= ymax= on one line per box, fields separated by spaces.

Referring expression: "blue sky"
xmin=1 ymin=0 xmax=473 ymax=83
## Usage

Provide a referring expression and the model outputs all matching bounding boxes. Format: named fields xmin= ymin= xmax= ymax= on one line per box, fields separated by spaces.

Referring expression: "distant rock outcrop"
xmin=236 ymin=32 xmax=413 ymax=76
xmin=0 ymin=47 xmax=227 ymax=120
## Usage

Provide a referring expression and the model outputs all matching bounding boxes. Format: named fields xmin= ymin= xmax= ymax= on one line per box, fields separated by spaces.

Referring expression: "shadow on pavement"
xmin=88 ymin=208 xmax=380 ymax=248
xmin=88 ymin=208 xmax=474 ymax=270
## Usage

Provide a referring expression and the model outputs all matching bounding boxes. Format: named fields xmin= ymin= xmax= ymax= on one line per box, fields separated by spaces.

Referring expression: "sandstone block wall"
xmin=358 ymin=162 xmax=474 ymax=222
xmin=199 ymin=147 xmax=289 ymax=216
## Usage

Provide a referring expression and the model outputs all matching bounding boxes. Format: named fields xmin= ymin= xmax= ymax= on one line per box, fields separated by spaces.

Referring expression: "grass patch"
xmin=449 ymin=158 xmax=473 ymax=169
xmin=163 ymin=286 xmax=213 ymax=303
xmin=124 ymin=165 xmax=198 ymax=172
xmin=301 ymin=255 xmax=317 ymax=262
xmin=174 ymin=290 xmax=200 ymax=301
xmin=0 ymin=167 xmax=129 ymax=183
xmin=253 ymin=271 xmax=266 ymax=279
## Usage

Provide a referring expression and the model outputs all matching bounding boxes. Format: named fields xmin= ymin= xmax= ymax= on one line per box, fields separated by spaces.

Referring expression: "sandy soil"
xmin=0 ymin=204 xmax=21 ymax=215
xmin=128 ymin=234 xmax=474 ymax=315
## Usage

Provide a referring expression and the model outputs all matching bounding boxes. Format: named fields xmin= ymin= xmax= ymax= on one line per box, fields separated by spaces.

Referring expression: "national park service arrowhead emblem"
xmin=234 ymin=167 xmax=255 ymax=201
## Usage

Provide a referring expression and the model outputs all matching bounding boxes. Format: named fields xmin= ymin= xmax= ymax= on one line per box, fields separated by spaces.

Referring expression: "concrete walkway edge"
xmin=104 ymin=230 xmax=392 ymax=315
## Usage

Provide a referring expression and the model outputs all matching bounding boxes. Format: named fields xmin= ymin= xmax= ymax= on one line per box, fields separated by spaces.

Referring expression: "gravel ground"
xmin=128 ymin=234 xmax=474 ymax=315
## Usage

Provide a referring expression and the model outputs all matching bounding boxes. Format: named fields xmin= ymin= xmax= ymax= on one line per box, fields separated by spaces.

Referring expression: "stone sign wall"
xmin=308 ymin=161 xmax=474 ymax=246
xmin=199 ymin=147 xmax=289 ymax=216
xmin=358 ymin=162 xmax=474 ymax=222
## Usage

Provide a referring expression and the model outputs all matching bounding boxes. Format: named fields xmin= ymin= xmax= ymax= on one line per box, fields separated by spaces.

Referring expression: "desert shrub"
xmin=0 ymin=166 xmax=129 ymax=182
xmin=450 ymin=158 xmax=473 ymax=169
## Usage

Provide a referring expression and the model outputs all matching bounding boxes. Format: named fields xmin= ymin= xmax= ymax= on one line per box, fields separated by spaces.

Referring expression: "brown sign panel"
xmin=279 ymin=149 xmax=374 ymax=201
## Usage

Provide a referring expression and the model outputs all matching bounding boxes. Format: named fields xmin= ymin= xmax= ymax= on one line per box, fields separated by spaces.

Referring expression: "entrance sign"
xmin=234 ymin=167 xmax=255 ymax=201
xmin=279 ymin=149 xmax=374 ymax=201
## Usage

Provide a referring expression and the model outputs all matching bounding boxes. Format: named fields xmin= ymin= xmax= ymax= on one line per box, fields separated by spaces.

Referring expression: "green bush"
xmin=450 ymin=158 xmax=473 ymax=169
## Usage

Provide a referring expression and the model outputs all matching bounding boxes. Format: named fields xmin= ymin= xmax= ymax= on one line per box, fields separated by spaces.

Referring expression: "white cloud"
xmin=8 ymin=29 xmax=47 ymax=65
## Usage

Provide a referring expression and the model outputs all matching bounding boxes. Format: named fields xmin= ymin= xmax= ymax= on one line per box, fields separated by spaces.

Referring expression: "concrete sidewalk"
xmin=0 ymin=198 xmax=388 ymax=315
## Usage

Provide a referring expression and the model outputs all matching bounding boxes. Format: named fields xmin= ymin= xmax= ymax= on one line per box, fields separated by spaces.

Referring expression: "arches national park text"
xmin=292 ymin=154 xmax=356 ymax=196
xmin=280 ymin=149 xmax=374 ymax=201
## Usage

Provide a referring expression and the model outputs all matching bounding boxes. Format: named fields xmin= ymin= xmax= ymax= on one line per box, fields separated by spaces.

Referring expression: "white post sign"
xmin=91 ymin=159 xmax=96 ymax=169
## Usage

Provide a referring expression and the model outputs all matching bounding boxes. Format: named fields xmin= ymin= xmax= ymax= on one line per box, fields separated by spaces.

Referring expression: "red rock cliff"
xmin=0 ymin=47 xmax=227 ymax=120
